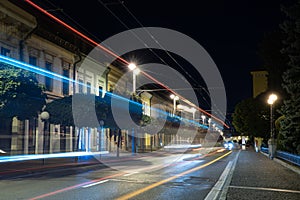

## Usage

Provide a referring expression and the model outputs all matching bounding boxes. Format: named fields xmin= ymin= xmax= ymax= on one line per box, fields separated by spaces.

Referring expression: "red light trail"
xmin=24 ymin=0 xmax=229 ymax=128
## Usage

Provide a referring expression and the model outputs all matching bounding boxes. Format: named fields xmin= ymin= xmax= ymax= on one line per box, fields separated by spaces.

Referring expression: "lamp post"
xmin=128 ymin=63 xmax=140 ymax=95
xmin=267 ymin=93 xmax=278 ymax=159
xmin=201 ymin=114 xmax=206 ymax=125
xmin=191 ymin=107 xmax=196 ymax=121
xmin=170 ymin=94 xmax=179 ymax=116
xmin=40 ymin=111 xmax=49 ymax=164
xmin=128 ymin=63 xmax=139 ymax=155
xmin=208 ymin=118 xmax=211 ymax=130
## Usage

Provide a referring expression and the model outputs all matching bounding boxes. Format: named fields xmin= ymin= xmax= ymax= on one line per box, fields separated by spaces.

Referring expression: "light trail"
xmin=29 ymin=172 xmax=126 ymax=200
xmin=116 ymin=151 xmax=232 ymax=200
xmin=24 ymin=0 xmax=128 ymax=65
xmin=23 ymin=0 xmax=229 ymax=128
xmin=0 ymin=151 xmax=108 ymax=163
xmin=0 ymin=55 xmax=207 ymax=129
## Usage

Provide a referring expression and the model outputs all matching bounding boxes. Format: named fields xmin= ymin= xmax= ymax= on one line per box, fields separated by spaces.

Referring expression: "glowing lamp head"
xmin=170 ymin=94 xmax=179 ymax=100
xmin=267 ymin=93 xmax=278 ymax=105
xmin=41 ymin=111 xmax=50 ymax=120
xmin=128 ymin=63 xmax=137 ymax=70
xmin=190 ymin=107 xmax=196 ymax=113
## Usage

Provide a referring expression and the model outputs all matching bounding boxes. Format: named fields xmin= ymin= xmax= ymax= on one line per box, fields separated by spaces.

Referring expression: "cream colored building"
xmin=0 ymin=0 xmax=201 ymax=155
xmin=250 ymin=70 xmax=268 ymax=98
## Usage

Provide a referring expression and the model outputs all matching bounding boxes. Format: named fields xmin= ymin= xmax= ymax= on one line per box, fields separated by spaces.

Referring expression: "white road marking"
xmin=219 ymin=150 xmax=240 ymax=200
xmin=205 ymin=150 xmax=241 ymax=200
xmin=109 ymin=179 xmax=145 ymax=183
xmin=82 ymin=180 xmax=109 ymax=188
xmin=123 ymin=172 xmax=138 ymax=176
xmin=204 ymin=161 xmax=233 ymax=200
xmin=229 ymin=185 xmax=300 ymax=194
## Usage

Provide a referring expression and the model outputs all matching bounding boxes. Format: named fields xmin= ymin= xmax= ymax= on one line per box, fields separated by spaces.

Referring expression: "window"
xmin=1 ymin=47 xmax=10 ymax=56
xmin=87 ymin=82 xmax=91 ymax=94
xmin=143 ymin=102 xmax=151 ymax=116
xmin=45 ymin=61 xmax=53 ymax=91
xmin=78 ymin=79 xmax=84 ymax=93
xmin=99 ymin=86 xmax=103 ymax=97
xmin=62 ymin=62 xmax=70 ymax=95
xmin=29 ymin=56 xmax=37 ymax=66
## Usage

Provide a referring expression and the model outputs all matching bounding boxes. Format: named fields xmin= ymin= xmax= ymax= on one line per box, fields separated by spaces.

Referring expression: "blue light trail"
xmin=0 ymin=54 xmax=209 ymax=129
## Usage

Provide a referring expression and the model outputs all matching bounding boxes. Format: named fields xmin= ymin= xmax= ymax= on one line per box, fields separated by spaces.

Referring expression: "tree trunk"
xmin=0 ymin=118 xmax=13 ymax=153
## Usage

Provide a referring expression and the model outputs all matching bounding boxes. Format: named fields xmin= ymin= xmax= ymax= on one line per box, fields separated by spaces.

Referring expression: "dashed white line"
xmin=82 ymin=180 xmax=109 ymax=188
xmin=123 ymin=172 xmax=138 ymax=177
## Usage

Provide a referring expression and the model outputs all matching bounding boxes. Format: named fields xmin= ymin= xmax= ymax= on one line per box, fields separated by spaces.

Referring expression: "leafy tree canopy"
xmin=0 ymin=62 xmax=45 ymax=120
xmin=232 ymin=93 xmax=269 ymax=139
xmin=278 ymin=0 xmax=300 ymax=154
xmin=45 ymin=92 xmax=143 ymax=130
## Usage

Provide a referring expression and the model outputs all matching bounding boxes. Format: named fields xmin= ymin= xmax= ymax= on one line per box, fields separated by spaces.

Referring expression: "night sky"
xmin=32 ymin=0 xmax=289 ymax=116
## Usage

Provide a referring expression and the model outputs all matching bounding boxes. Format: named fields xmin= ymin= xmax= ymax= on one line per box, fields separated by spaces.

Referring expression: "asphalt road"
xmin=0 ymin=149 xmax=236 ymax=200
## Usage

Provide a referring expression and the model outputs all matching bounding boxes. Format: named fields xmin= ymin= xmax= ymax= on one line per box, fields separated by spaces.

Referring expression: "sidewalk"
xmin=224 ymin=147 xmax=300 ymax=200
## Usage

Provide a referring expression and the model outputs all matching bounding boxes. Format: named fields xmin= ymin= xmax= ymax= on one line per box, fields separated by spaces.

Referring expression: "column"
xmin=24 ymin=120 xmax=29 ymax=154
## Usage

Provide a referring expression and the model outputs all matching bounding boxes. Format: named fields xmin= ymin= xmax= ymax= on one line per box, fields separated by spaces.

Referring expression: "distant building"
xmin=250 ymin=70 xmax=268 ymax=98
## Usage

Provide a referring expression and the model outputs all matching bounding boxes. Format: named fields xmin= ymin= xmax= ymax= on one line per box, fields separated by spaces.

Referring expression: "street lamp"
xmin=190 ymin=107 xmax=196 ymax=120
xmin=208 ymin=118 xmax=211 ymax=130
xmin=201 ymin=114 xmax=206 ymax=125
xmin=267 ymin=93 xmax=278 ymax=159
xmin=132 ymin=68 xmax=140 ymax=94
xmin=41 ymin=111 xmax=50 ymax=155
xmin=128 ymin=63 xmax=140 ymax=154
xmin=128 ymin=63 xmax=140 ymax=94
xmin=128 ymin=63 xmax=137 ymax=70
xmin=170 ymin=94 xmax=179 ymax=116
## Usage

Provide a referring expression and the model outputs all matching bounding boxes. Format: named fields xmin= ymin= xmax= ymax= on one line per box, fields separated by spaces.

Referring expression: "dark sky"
xmin=32 ymin=0 xmax=289 ymax=114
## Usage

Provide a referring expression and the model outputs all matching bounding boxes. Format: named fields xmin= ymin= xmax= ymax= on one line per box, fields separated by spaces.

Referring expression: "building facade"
xmin=250 ymin=70 xmax=268 ymax=98
xmin=0 ymin=0 xmax=203 ymax=155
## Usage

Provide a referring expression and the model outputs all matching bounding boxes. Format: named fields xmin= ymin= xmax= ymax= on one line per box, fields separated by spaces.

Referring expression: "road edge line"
xmin=218 ymin=150 xmax=240 ymax=200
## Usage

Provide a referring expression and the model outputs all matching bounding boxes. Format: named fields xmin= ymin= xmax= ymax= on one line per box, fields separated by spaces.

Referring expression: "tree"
xmin=0 ymin=62 xmax=46 ymax=152
xmin=45 ymin=95 xmax=74 ymax=127
xmin=232 ymin=95 xmax=269 ymax=139
xmin=45 ymin=92 xmax=143 ymax=133
xmin=45 ymin=91 xmax=145 ymax=154
xmin=45 ymin=94 xmax=109 ymax=151
xmin=278 ymin=0 xmax=300 ymax=154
